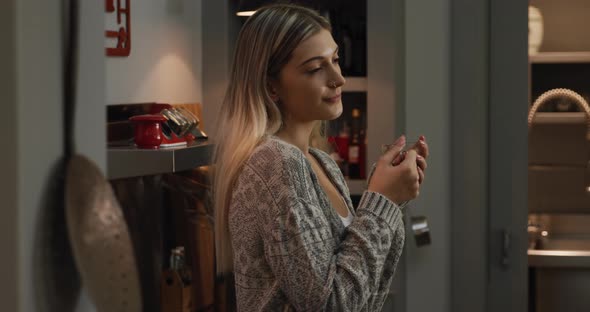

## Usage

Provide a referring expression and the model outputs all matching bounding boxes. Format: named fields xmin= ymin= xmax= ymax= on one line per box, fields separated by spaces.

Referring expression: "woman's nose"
xmin=330 ymin=71 xmax=346 ymax=88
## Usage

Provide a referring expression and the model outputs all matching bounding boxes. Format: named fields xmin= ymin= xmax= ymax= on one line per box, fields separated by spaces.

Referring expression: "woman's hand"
xmin=392 ymin=135 xmax=429 ymax=184
xmin=368 ymin=135 xmax=422 ymax=205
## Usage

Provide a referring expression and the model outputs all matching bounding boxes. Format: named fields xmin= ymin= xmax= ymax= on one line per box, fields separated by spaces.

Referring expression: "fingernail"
xmin=419 ymin=135 xmax=425 ymax=141
xmin=394 ymin=135 xmax=406 ymax=146
xmin=417 ymin=155 xmax=423 ymax=160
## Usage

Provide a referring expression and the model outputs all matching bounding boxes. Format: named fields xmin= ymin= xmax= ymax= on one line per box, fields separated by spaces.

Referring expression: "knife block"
xmin=161 ymin=269 xmax=193 ymax=312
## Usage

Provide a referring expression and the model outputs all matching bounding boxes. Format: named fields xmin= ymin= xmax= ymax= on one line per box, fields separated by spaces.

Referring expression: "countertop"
xmin=107 ymin=140 xmax=214 ymax=180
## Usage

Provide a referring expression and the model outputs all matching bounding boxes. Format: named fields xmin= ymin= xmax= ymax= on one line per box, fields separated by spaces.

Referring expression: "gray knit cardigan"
xmin=228 ymin=136 xmax=405 ymax=311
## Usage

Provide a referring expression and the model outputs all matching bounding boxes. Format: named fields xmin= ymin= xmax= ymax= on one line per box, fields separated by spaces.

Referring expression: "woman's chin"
xmin=325 ymin=101 xmax=343 ymax=120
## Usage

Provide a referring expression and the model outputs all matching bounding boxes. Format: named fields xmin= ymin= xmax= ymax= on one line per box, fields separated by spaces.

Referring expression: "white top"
xmin=339 ymin=203 xmax=354 ymax=227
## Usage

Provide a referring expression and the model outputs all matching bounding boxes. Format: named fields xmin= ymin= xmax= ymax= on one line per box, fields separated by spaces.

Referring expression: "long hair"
xmin=213 ymin=4 xmax=331 ymax=275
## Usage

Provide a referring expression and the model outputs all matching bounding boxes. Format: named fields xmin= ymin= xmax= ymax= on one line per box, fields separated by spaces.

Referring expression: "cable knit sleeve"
xmin=229 ymin=140 xmax=405 ymax=311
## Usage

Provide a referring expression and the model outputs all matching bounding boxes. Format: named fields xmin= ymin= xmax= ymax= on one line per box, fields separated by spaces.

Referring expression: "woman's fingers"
xmin=401 ymin=150 xmax=418 ymax=175
xmin=418 ymin=166 xmax=425 ymax=184
xmin=391 ymin=151 xmax=405 ymax=166
xmin=381 ymin=135 xmax=406 ymax=165
xmin=409 ymin=137 xmax=429 ymax=159
xmin=416 ymin=154 xmax=427 ymax=171
xmin=401 ymin=150 xmax=421 ymax=197
xmin=391 ymin=146 xmax=428 ymax=171
xmin=370 ymin=138 xmax=426 ymax=204
xmin=419 ymin=135 xmax=429 ymax=158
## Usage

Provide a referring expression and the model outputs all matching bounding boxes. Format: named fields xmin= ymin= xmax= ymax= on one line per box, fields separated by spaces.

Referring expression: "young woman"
xmin=213 ymin=4 xmax=429 ymax=311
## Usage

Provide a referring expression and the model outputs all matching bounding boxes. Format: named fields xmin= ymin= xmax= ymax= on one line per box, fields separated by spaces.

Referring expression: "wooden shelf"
xmin=529 ymin=52 xmax=590 ymax=64
xmin=342 ymin=77 xmax=368 ymax=92
xmin=531 ymin=112 xmax=587 ymax=125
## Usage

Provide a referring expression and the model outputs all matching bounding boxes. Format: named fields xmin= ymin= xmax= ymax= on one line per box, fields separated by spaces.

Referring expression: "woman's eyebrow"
xmin=297 ymin=47 xmax=339 ymax=68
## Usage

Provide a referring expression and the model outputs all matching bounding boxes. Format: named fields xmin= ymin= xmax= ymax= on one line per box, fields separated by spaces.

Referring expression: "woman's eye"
xmin=333 ymin=58 xmax=340 ymax=64
xmin=308 ymin=67 xmax=323 ymax=74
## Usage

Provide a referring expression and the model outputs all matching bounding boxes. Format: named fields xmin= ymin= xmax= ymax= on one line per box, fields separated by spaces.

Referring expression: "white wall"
xmin=106 ymin=0 xmax=202 ymax=104
xmin=0 ymin=0 xmax=203 ymax=311
xmin=15 ymin=0 xmax=65 ymax=310
xmin=202 ymin=0 xmax=234 ymax=140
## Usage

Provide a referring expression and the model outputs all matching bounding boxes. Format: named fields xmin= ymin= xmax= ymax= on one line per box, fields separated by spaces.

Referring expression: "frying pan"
xmin=62 ymin=0 xmax=141 ymax=310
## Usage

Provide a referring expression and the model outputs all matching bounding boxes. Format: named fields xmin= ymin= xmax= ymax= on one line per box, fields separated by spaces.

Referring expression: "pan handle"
xmin=62 ymin=0 xmax=79 ymax=158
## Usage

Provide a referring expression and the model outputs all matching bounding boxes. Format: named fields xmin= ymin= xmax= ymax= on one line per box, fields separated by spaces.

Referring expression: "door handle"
xmin=501 ymin=229 xmax=511 ymax=269
xmin=410 ymin=215 xmax=431 ymax=247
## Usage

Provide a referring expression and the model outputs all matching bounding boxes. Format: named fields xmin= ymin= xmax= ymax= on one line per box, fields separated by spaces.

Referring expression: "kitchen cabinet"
xmin=528 ymin=1 xmax=590 ymax=311
xmin=528 ymin=0 xmax=590 ymax=215
xmin=529 ymin=57 xmax=590 ymax=113
xmin=529 ymin=0 xmax=590 ymax=107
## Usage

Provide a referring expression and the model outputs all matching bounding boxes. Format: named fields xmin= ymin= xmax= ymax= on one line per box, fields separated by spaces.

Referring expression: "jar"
xmin=529 ymin=5 xmax=544 ymax=55
xmin=129 ymin=114 xmax=167 ymax=149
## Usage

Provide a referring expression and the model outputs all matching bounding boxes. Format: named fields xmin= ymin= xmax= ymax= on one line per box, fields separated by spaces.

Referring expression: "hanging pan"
xmin=62 ymin=0 xmax=141 ymax=310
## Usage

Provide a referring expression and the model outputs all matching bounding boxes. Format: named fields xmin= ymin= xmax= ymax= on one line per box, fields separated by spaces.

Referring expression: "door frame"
xmin=451 ymin=0 xmax=529 ymax=311
xmin=450 ymin=0 xmax=490 ymax=310
xmin=487 ymin=0 xmax=529 ymax=310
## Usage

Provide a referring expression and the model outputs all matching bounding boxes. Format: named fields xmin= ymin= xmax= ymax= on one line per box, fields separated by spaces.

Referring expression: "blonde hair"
xmin=213 ymin=4 xmax=331 ymax=275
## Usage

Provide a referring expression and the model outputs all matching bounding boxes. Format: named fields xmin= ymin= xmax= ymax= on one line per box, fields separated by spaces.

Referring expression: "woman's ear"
xmin=267 ymin=80 xmax=280 ymax=102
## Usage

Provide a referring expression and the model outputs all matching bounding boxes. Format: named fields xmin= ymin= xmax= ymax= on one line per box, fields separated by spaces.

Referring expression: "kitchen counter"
xmin=107 ymin=140 xmax=214 ymax=180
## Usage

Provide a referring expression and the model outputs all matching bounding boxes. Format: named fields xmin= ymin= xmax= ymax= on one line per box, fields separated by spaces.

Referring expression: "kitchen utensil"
xmin=528 ymin=88 xmax=590 ymax=140
xmin=66 ymin=156 xmax=142 ymax=311
xmin=62 ymin=0 xmax=141 ymax=310
xmin=157 ymin=108 xmax=195 ymax=147
xmin=162 ymin=108 xmax=190 ymax=137
xmin=172 ymin=107 xmax=195 ymax=136
xmin=178 ymin=107 xmax=209 ymax=139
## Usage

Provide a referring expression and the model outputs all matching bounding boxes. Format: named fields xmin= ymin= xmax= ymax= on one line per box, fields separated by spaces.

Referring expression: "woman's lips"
xmin=324 ymin=94 xmax=341 ymax=103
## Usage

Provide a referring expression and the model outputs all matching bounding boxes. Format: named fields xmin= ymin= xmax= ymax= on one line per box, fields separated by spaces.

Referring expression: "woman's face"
xmin=271 ymin=28 xmax=346 ymax=124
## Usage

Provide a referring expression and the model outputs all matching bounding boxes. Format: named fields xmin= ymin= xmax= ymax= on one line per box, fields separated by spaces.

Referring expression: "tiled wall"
xmin=528 ymin=121 xmax=590 ymax=214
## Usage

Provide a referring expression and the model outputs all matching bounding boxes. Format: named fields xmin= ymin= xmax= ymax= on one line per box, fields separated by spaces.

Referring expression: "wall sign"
xmin=105 ymin=0 xmax=131 ymax=57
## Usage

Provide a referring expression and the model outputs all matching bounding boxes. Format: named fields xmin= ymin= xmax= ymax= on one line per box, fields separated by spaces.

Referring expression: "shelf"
xmin=342 ymin=77 xmax=367 ymax=92
xmin=529 ymin=52 xmax=590 ymax=64
xmin=529 ymin=249 xmax=590 ymax=268
xmin=107 ymin=140 xmax=214 ymax=180
xmin=531 ymin=112 xmax=587 ymax=125
xmin=346 ymin=178 xmax=366 ymax=195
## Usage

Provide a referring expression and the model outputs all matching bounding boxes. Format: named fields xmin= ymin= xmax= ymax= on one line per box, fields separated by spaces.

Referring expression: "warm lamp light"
xmin=236 ymin=10 xmax=257 ymax=16
xmin=236 ymin=0 xmax=320 ymax=17
xmin=236 ymin=0 xmax=273 ymax=16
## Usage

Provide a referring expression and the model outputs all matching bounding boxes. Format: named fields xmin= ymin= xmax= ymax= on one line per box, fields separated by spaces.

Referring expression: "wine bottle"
xmin=348 ymin=108 xmax=362 ymax=179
